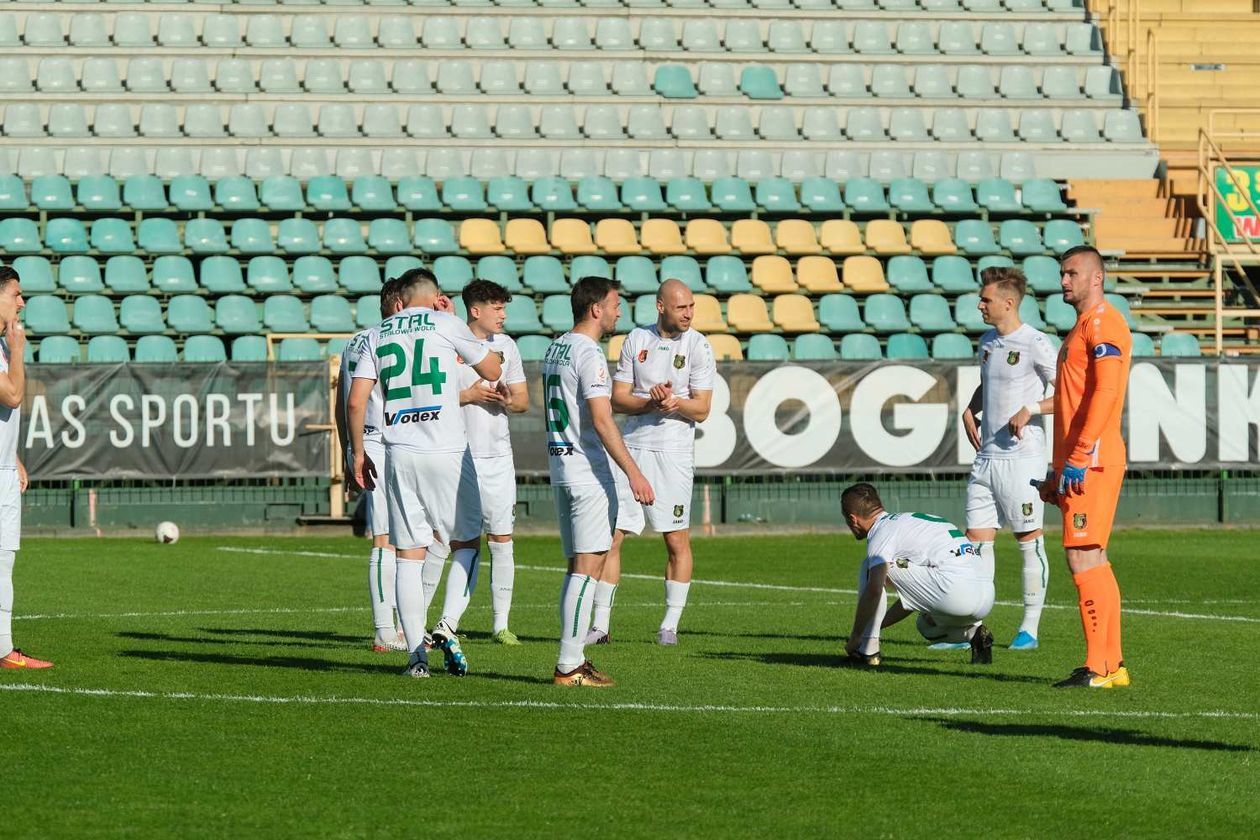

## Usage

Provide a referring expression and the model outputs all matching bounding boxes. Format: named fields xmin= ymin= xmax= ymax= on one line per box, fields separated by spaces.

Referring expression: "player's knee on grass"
xmin=916 ymin=613 xmax=948 ymax=642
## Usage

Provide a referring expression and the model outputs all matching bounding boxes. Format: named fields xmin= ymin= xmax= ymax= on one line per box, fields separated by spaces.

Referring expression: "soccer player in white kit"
xmin=841 ymin=483 xmax=995 ymax=667
xmin=961 ymin=267 xmax=1056 ymax=651
xmin=348 ymin=269 xmax=501 ymax=678
xmin=588 ymin=279 xmax=714 ymax=646
xmin=335 ymin=278 xmax=408 ymax=653
xmin=0 ymin=267 xmax=49 ymax=671
xmin=544 ymin=277 xmax=654 ymax=687
xmin=429 ymin=280 xmax=529 ymax=647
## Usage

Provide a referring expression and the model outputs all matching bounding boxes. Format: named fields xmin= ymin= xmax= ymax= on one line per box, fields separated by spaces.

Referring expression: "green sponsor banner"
xmin=1214 ymin=165 xmax=1260 ymax=242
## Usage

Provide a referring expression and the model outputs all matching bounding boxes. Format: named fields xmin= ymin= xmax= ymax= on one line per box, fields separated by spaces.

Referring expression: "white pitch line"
xmin=2 ymin=683 xmax=1257 ymax=722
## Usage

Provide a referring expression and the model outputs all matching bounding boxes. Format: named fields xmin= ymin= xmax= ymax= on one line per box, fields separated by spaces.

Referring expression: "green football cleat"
xmin=492 ymin=628 xmax=522 ymax=646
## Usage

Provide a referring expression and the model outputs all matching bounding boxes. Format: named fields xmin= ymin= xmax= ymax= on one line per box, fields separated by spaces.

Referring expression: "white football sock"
xmin=1018 ymin=536 xmax=1048 ymax=637
xmin=0 ymin=549 xmax=14 ymax=658
xmin=591 ymin=581 xmax=617 ymax=633
xmin=368 ymin=548 xmax=395 ymax=637
xmin=557 ymin=573 xmax=595 ymax=672
xmin=440 ymin=547 xmax=480 ymax=633
xmin=489 ymin=540 xmax=515 ymax=634
xmin=394 ymin=558 xmax=427 ymax=655
xmin=855 ymin=563 xmax=887 ymax=656
xmin=974 ymin=540 xmax=996 ymax=583
xmin=420 ymin=550 xmax=446 ymax=627
xmin=660 ymin=579 xmax=691 ymax=631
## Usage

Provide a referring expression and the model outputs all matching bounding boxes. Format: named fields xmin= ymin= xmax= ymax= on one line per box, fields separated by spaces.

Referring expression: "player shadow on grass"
xmin=920 ymin=719 xmax=1255 ymax=752
xmin=701 ymin=651 xmax=1046 ymax=684
xmin=201 ymin=627 xmax=367 ymax=644
xmin=117 ymin=630 xmax=358 ymax=650
xmin=118 ymin=649 xmax=404 ymax=675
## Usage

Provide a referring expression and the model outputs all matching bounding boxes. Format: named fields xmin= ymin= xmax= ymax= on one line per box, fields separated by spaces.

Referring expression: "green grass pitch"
xmin=3 ymin=530 xmax=1258 ymax=838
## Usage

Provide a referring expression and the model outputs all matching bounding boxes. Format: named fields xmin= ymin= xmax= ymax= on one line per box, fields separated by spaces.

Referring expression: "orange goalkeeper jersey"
xmin=1053 ymin=300 xmax=1132 ymax=470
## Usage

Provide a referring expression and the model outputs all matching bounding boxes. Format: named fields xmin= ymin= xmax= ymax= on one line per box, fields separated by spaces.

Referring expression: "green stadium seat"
xmin=1045 ymin=294 xmax=1077 ymax=331
xmin=909 ymin=294 xmax=955 ymax=332
xmin=434 ymin=256 xmax=473 ymax=292
xmin=615 ymin=256 xmax=658 ymax=294
xmin=293 ymin=256 xmax=338 ymax=294
xmin=278 ymin=218 xmax=320 ymax=255
xmin=89 ymin=218 xmax=134 ymax=255
xmin=622 ymin=177 xmax=667 ymax=213
xmin=325 ymin=338 xmax=349 ymax=358
xmin=246 ymin=256 xmax=291 ymax=293
xmin=801 ymin=177 xmax=844 ymax=212
xmin=31 ymin=175 xmax=74 ymax=211
xmin=1023 ymin=255 xmax=1061 ymax=294
xmin=999 ymin=219 xmax=1044 ymax=256
xmin=263 ymin=295 xmax=310 ymax=332
xmin=840 ymin=333 xmax=882 ymax=360
xmin=886 ymin=333 xmax=930 ymax=360
xmin=137 ymin=218 xmax=182 ymax=254
xmin=73 ymin=295 xmax=118 ymax=335
xmin=414 ymin=218 xmax=458 ymax=254
xmin=571 ymin=256 xmax=612 ymax=283
xmin=711 ymin=177 xmax=755 ymax=213
xmin=1131 ymin=332 xmax=1156 ymax=358
xmin=532 ymin=177 xmax=578 ymax=212
xmin=819 ymin=294 xmax=864 ymax=332
xmin=77 ymin=175 xmax=122 ymax=212
xmin=339 ymin=256 xmax=382 ymax=294
xmin=87 ymin=334 xmax=129 ymax=363
xmin=442 ymin=176 xmax=488 ymax=212
xmin=706 ymin=256 xmax=753 ymax=293
xmin=954 ymin=293 xmax=987 ymax=333
xmin=231 ymin=218 xmax=274 ymax=255
xmin=633 ymin=295 xmax=658 ymax=326
xmin=976 ymin=178 xmax=1021 ymax=213
xmin=666 ymin=177 xmax=711 ymax=212
xmin=504 ymin=296 xmax=544 ymax=334
xmin=524 ymin=256 xmax=570 ymax=293
xmin=487 ymin=176 xmax=533 ymax=211
xmin=1019 ymin=295 xmax=1046 ymax=330
xmin=1044 ymin=220 xmax=1085 ymax=255
xmin=352 ymin=175 xmax=398 ymax=212
xmin=24 ymin=295 xmax=72 ymax=334
xmin=887 ymin=256 xmax=934 ymax=293
xmin=123 ymin=175 xmax=169 ymax=211
xmin=167 ymin=295 xmax=214 ymax=334
xmin=977 ymin=255 xmax=1015 ymax=275
xmin=200 ymin=256 xmax=246 ymax=293
xmin=46 ymin=218 xmax=89 ymax=254
xmin=931 ymin=333 xmax=974 ymax=360
xmin=323 ymin=218 xmax=366 ymax=255
xmin=954 ymin=220 xmax=1000 ymax=255
xmin=356 ymin=295 xmax=382 ymax=329
xmin=277 ymin=337 xmax=321 ymax=361
xmin=844 ymin=178 xmax=890 ymax=214
xmin=740 ymin=66 xmax=784 ymax=100
xmin=748 ymin=334 xmax=790 ymax=360
xmin=1105 ymin=293 xmax=1137 ymax=327
xmin=654 ymin=65 xmax=697 ymax=99
xmin=614 ymin=294 xmax=633 ymax=335
xmin=1022 ymin=179 xmax=1068 ymax=213
xmin=932 ymin=178 xmax=979 ymax=213
xmin=227 ymin=336 xmax=265 ymax=363
xmin=12 ymin=257 xmax=54 ymax=294
xmin=170 ymin=175 xmax=214 ymax=211
xmin=120 ymin=295 xmax=165 ymax=334
xmin=261 ymin=176 xmax=307 ymax=212
xmin=184 ymin=218 xmax=229 ymax=254
xmin=1160 ymin=332 xmax=1202 ymax=358
xmin=390 ymin=175 xmax=437 ymax=212
xmin=216 ymin=295 xmax=262 ymax=335
xmin=863 ymin=293 xmax=911 ymax=333
xmin=0 ymin=219 xmax=40 ymax=254
xmin=185 ymin=335 xmax=227 ymax=363
xmin=578 ymin=176 xmax=625 ymax=212
xmin=542 ymin=294 xmax=575 ymax=332
xmin=38 ymin=335 xmax=80 ymax=364
xmin=104 ymin=256 xmax=148 ymax=294
xmin=215 ymin=176 xmax=261 ymax=212
xmin=476 ymin=256 xmax=524 ymax=292
xmin=793 ymin=334 xmax=838 ymax=360
xmin=308 ymin=175 xmax=351 ymax=212
xmin=383 ymin=256 xmax=423 ymax=282
xmin=57 ymin=256 xmax=104 ymax=294
xmin=0 ymin=175 xmax=28 ymax=211
xmin=152 ymin=256 xmax=196 ymax=294
xmin=660 ymin=255 xmax=705 ymax=292
xmin=135 ymin=335 xmax=178 ymax=363
xmin=311 ymin=295 xmax=356 ymax=332
xmin=516 ymin=335 xmax=551 ymax=361
xmin=755 ymin=177 xmax=801 ymax=213
xmin=889 ymin=177 xmax=933 ymax=213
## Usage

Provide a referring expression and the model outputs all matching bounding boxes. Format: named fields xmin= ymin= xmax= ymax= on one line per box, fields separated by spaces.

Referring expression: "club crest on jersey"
xmin=385 ymin=406 xmax=441 ymax=425
xmin=1022 ymin=502 xmax=1034 ymax=517
xmin=1073 ymin=513 xmax=1087 ymax=529
xmin=673 ymin=354 xmax=686 ymax=369
xmin=1006 ymin=350 xmax=1021 ymax=365
xmin=494 ymin=350 xmax=505 ymax=363
xmin=982 ymin=349 xmax=991 ymax=365
xmin=673 ymin=504 xmax=684 ymax=517
xmin=637 ymin=349 xmax=649 ymax=363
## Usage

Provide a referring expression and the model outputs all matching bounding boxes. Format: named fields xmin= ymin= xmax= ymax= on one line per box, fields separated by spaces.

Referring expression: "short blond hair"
xmin=980 ymin=266 xmax=1026 ymax=301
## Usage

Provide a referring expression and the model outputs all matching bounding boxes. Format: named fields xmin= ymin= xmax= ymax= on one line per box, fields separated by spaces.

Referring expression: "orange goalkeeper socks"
xmin=1072 ymin=563 xmax=1119 ymax=676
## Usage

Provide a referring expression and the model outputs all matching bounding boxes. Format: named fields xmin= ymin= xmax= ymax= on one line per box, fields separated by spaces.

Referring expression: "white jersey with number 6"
xmin=614 ymin=325 xmax=715 ymax=454
xmin=339 ymin=327 xmax=384 ymax=443
xmin=543 ymin=332 xmax=614 ymax=487
xmin=976 ymin=324 xmax=1056 ymax=459
xmin=351 ymin=307 xmax=488 ymax=454
xmin=457 ymin=332 xmax=526 ymax=459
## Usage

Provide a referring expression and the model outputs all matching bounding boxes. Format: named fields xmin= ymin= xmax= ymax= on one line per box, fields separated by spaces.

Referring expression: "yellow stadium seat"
xmin=685 ymin=219 xmax=731 ymax=255
xmin=551 ymin=219 xmax=597 ymax=255
xmin=842 ymin=255 xmax=890 ymax=293
xmin=459 ymin=218 xmax=505 ymax=255
xmin=910 ymin=219 xmax=958 ymax=255
xmin=796 ymin=255 xmax=844 ymax=293
xmin=594 ymin=219 xmax=641 ymax=255
xmin=750 ymin=255 xmax=799 ymax=294
xmin=731 ymin=219 xmax=776 ymax=255
xmin=607 ymin=333 xmax=626 ymax=361
xmin=865 ymin=220 xmax=912 ymax=255
xmin=692 ymin=294 xmax=727 ymax=333
xmin=707 ymin=333 xmax=743 ymax=361
xmin=726 ymin=293 xmax=775 ymax=333
xmin=641 ymin=218 xmax=687 ymax=255
xmin=504 ymin=218 xmax=550 ymax=255
xmin=772 ymin=293 xmax=821 ymax=333
xmin=819 ymin=219 xmax=865 ymax=255
xmin=775 ymin=219 xmax=822 ymax=255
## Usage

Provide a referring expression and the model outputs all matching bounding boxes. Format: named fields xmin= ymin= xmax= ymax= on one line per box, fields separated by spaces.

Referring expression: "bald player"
xmin=589 ymin=279 xmax=715 ymax=646
xmin=1040 ymin=245 xmax=1132 ymax=689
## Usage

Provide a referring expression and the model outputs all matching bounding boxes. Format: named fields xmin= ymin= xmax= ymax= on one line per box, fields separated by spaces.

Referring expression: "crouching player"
xmin=841 ymin=483 xmax=995 ymax=666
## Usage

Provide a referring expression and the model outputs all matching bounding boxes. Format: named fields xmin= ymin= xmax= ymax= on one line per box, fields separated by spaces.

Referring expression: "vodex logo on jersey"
xmin=385 ymin=405 xmax=442 ymax=425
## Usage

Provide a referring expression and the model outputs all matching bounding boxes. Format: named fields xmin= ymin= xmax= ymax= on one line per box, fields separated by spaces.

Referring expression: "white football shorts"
xmin=475 ymin=453 xmax=517 ymax=536
xmin=886 ymin=562 xmax=995 ymax=625
xmin=554 ymin=482 xmax=617 ymax=559
xmin=965 ymin=453 xmax=1047 ymax=532
xmin=362 ymin=438 xmax=389 ymax=538
xmin=0 ymin=468 xmax=20 ymax=551
xmin=384 ymin=446 xmax=481 ymax=555
xmin=614 ymin=447 xmax=694 ymax=535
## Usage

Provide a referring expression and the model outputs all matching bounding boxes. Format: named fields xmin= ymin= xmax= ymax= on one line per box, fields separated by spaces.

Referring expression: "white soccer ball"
xmin=155 ymin=521 xmax=180 ymax=544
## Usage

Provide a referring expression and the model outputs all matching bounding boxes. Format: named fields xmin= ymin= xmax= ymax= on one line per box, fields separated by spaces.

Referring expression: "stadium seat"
xmin=864 ymin=293 xmax=912 ymax=332
xmin=38 ymin=335 xmax=80 ymax=364
xmin=954 ymin=293 xmax=987 ymax=333
xmin=955 ymin=220 xmax=1001 ymax=255
xmin=434 ymin=256 xmax=474 ymax=293
xmin=751 ymin=256 xmax=798 ymax=294
xmin=1131 ymin=332 xmax=1156 ymax=358
xmin=706 ymin=257 xmax=752 ymax=294
xmin=633 ymin=295 xmax=659 ymax=327
xmin=659 ymin=256 xmax=704 ymax=293
xmin=505 ymin=219 xmax=550 ymax=255
xmin=167 ymin=295 xmax=214 ymax=335
xmin=1045 ymin=294 xmax=1076 ymax=332
xmin=414 ymin=218 xmax=458 ymax=254
xmin=12 ymin=257 xmax=54 ymax=294
xmin=541 ymin=295 xmax=575 ymax=333
xmin=801 ymin=177 xmax=845 ymax=213
xmin=134 ymin=335 xmax=178 ymax=363
xmin=504 ymin=296 xmax=545 ymax=335
xmin=352 ymin=176 xmax=398 ymax=212
xmin=776 ymin=220 xmax=822 ymax=255
xmin=366 ymin=218 xmax=412 ymax=255
xmin=277 ymin=338 xmax=321 ymax=362
xmin=263 ymin=296 xmax=310 ymax=333
xmin=0 ymin=175 xmax=28 ymax=212
xmin=796 ymin=256 xmax=844 ymax=294
xmin=46 ymin=218 xmax=89 ymax=254
xmin=119 ymin=295 xmax=165 ymax=335
xmin=310 ymin=296 xmax=356 ymax=333
xmin=595 ymin=219 xmax=641 ymax=255
xmin=228 ymin=336 xmax=265 ymax=363
xmin=931 ymin=333 xmax=974 ymax=360
xmin=692 ymin=295 xmax=728 ymax=334
xmin=339 ymin=257 xmax=382 ymax=294
xmin=1022 ymin=180 xmax=1068 ymax=213
xmin=1000 ymin=219 xmax=1045 ymax=256
xmin=200 ymin=256 xmax=246 ymax=294
xmin=889 ymin=178 xmax=933 ymax=213
xmin=706 ymin=334 xmax=743 ymax=361
xmin=726 ymin=294 xmax=774 ymax=333
xmin=614 ymin=257 xmax=658 ymax=295
xmin=909 ymin=294 xmax=956 ymax=332
xmin=288 ymin=256 xmax=335 ymax=295
xmin=819 ymin=220 xmax=864 ymax=256
xmin=1044 ymin=220 xmax=1085 ymax=255
xmin=1105 ymin=293 xmax=1136 ymax=328
xmin=866 ymin=220 xmax=912 ymax=255
xmin=25 ymin=295 xmax=72 ymax=334
xmin=56 ymin=256 xmax=103 ymax=295
xmin=641 ymin=219 xmax=687 ymax=255
xmin=773 ymin=294 xmax=820 ymax=332
xmin=886 ymin=333 xmax=930 ymax=360
xmin=843 ymin=256 xmax=890 ymax=293
xmin=840 ymin=333 xmax=882 ymax=361
xmin=731 ymin=220 xmax=776 ymax=256
xmin=0 ymin=218 xmax=40 ymax=254
xmin=77 ymin=175 xmax=121 ymax=212
xmin=578 ymin=176 xmax=624 ymax=212
xmin=844 ymin=178 xmax=890 ymax=213
xmin=622 ymin=177 xmax=668 ymax=212
xmin=793 ymin=333 xmax=838 ymax=360
xmin=747 ymin=334 xmax=790 ymax=361
xmin=73 ymin=296 xmax=119 ymax=335
xmin=216 ymin=296 xmax=262 ymax=335
xmin=885 ymin=256 xmax=932 ymax=294
xmin=685 ymin=219 xmax=731 ymax=256
xmin=516 ymin=335 xmax=551 ymax=362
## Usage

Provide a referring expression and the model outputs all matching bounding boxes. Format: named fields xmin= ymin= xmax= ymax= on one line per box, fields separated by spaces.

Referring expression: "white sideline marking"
xmin=214 ymin=547 xmax=1260 ymax=623
xmin=2 ymin=683 xmax=1257 ymax=722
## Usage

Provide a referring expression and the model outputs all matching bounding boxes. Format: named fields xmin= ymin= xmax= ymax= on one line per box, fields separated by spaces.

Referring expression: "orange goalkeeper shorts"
xmin=1059 ymin=466 xmax=1126 ymax=549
